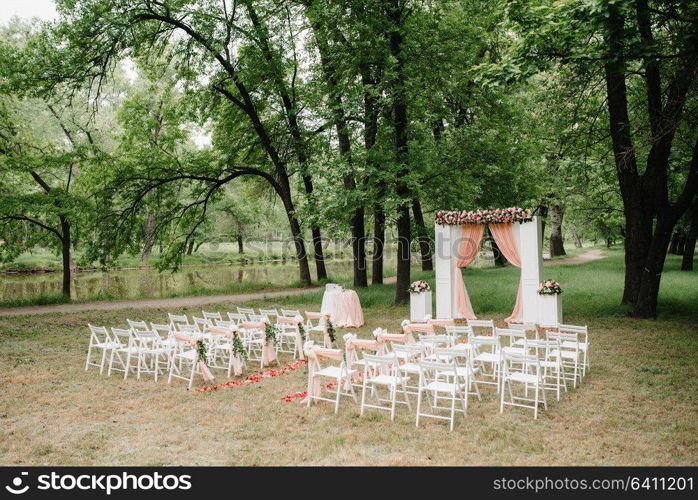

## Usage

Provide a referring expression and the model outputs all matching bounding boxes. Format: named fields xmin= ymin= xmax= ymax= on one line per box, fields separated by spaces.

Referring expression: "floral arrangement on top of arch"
xmin=435 ymin=207 xmax=532 ymax=225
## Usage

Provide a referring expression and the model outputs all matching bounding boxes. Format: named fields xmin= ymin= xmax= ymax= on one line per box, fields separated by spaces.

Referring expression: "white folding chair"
xmin=239 ymin=322 xmax=265 ymax=366
xmin=131 ymin=327 xmax=167 ymax=381
xmin=391 ymin=343 xmax=425 ymax=395
xmin=304 ymin=311 xmax=329 ymax=346
xmin=192 ymin=316 xmax=212 ymax=333
xmin=547 ymin=331 xmax=583 ymax=388
xmin=506 ymin=322 xmax=539 ymax=346
xmin=85 ymin=324 xmax=115 ymax=374
xmin=276 ymin=321 xmax=301 ymax=358
xmin=432 ymin=346 xmax=481 ymax=406
xmin=208 ymin=327 xmax=246 ymax=377
xmin=360 ymin=353 xmax=411 ymax=421
xmin=248 ymin=313 xmax=268 ymax=323
xmin=528 ymin=338 xmax=566 ymax=401
xmin=167 ymin=334 xmax=206 ymax=390
xmin=499 ymin=352 xmax=547 ymax=419
xmin=108 ymin=327 xmax=140 ymax=379
xmin=559 ymin=324 xmax=589 ymax=377
xmin=416 ymin=359 xmax=466 ymax=431
xmin=469 ymin=336 xmax=502 ymax=391
xmin=305 ymin=344 xmax=357 ymax=413
xmin=467 ymin=319 xmax=495 ymax=337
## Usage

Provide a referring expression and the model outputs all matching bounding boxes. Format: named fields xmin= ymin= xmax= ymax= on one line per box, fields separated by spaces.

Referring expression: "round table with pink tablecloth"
xmin=329 ymin=290 xmax=364 ymax=328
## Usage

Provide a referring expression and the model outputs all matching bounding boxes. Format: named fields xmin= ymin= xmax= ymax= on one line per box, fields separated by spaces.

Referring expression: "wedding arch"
xmin=434 ymin=207 xmax=550 ymax=324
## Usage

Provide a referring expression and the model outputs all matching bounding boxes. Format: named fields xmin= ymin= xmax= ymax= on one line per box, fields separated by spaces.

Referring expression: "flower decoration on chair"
xmin=538 ymin=280 xmax=562 ymax=295
xmin=435 ymin=207 xmax=532 ymax=225
xmin=294 ymin=315 xmax=306 ymax=342
xmin=326 ymin=318 xmax=336 ymax=345
xmin=195 ymin=339 xmax=208 ymax=363
xmin=408 ymin=280 xmax=431 ymax=293
xmin=232 ymin=333 xmax=248 ymax=361
xmin=264 ymin=323 xmax=279 ymax=345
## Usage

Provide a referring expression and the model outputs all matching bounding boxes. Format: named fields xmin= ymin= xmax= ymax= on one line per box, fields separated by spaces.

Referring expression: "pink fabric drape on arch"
xmin=489 ymin=223 xmax=523 ymax=323
xmin=455 ymin=225 xmax=485 ymax=319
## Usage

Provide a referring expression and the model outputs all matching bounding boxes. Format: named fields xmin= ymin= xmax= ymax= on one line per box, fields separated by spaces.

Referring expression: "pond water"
xmin=0 ymin=260 xmax=361 ymax=303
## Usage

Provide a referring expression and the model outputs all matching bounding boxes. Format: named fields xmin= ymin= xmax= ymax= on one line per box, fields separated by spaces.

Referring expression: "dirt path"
xmin=544 ymin=248 xmax=605 ymax=266
xmin=0 ymin=250 xmax=604 ymax=317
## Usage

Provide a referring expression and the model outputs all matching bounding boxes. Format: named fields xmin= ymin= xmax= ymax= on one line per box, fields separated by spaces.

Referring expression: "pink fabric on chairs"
xmin=377 ymin=331 xmax=416 ymax=345
xmin=404 ymin=323 xmax=436 ymax=336
xmin=331 ymin=290 xmax=364 ymax=328
xmin=174 ymin=333 xmax=215 ymax=382
xmin=489 ymin=223 xmax=523 ymax=323
xmin=455 ymin=225 xmax=485 ymax=320
xmin=344 ymin=337 xmax=384 ymax=370
xmin=305 ymin=311 xmax=323 ymax=320
xmin=304 ymin=347 xmax=345 ymax=399
xmin=242 ymin=321 xmax=278 ymax=366
xmin=428 ymin=319 xmax=455 ymax=328
xmin=276 ymin=315 xmax=304 ymax=360
xmin=276 ymin=316 xmax=298 ymax=325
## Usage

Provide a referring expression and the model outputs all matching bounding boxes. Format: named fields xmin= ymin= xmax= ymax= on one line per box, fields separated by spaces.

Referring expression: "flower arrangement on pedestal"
xmin=435 ymin=207 xmax=532 ymax=225
xmin=538 ymin=280 xmax=562 ymax=295
xmin=408 ymin=280 xmax=431 ymax=293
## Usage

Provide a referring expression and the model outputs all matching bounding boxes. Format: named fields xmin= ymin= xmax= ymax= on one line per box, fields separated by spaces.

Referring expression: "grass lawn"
xmin=0 ymin=249 xmax=696 ymax=465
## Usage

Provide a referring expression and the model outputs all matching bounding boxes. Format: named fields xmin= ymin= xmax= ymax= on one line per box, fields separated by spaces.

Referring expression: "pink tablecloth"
xmin=331 ymin=290 xmax=364 ymax=328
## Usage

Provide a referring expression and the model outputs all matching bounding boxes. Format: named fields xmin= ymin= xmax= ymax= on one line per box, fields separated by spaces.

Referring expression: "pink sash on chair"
xmin=207 ymin=326 xmax=244 ymax=376
xmin=376 ymin=331 xmax=416 ymax=345
xmin=428 ymin=319 xmax=456 ymax=328
xmin=404 ymin=322 xmax=436 ymax=336
xmin=305 ymin=311 xmax=332 ymax=346
xmin=304 ymin=347 xmax=344 ymax=400
xmin=344 ymin=337 xmax=384 ymax=371
xmin=174 ymin=333 xmax=215 ymax=382
xmin=242 ymin=321 xmax=278 ymax=366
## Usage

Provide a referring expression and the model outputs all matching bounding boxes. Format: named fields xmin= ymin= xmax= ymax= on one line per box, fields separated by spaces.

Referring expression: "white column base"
xmin=410 ymin=291 xmax=432 ymax=322
xmin=538 ymin=294 xmax=562 ymax=326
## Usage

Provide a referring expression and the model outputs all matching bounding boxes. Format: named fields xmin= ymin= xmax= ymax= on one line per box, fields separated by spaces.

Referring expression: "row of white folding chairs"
xmin=85 ymin=319 xmax=258 ymax=388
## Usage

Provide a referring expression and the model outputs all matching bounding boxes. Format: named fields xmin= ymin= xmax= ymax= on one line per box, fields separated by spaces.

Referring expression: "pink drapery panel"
xmin=455 ymin=225 xmax=485 ymax=320
xmin=489 ymin=223 xmax=523 ymax=322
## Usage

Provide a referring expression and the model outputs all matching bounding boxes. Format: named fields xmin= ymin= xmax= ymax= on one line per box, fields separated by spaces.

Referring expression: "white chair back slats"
xmin=168 ymin=313 xmax=190 ymax=329
xmin=236 ymin=307 xmax=255 ymax=318
xmin=499 ymin=352 xmax=547 ymax=419
xmin=546 ymin=331 xmax=582 ymax=388
xmin=107 ymin=327 xmax=137 ymax=378
xmin=467 ymin=319 xmax=495 ymax=337
xmin=445 ymin=325 xmax=472 ymax=343
xmin=259 ymin=308 xmax=279 ymax=320
xmin=192 ymin=316 xmax=212 ymax=332
xmin=202 ymin=311 xmax=223 ymax=322
xmin=469 ymin=336 xmax=502 ymax=390
xmin=248 ymin=313 xmax=268 ymax=322
xmin=281 ymin=309 xmax=301 ymax=318
xmin=495 ymin=327 xmax=528 ymax=354
xmin=227 ymin=312 xmax=247 ymax=325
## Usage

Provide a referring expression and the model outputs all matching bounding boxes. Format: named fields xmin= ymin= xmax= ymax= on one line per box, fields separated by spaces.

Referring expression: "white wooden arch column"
xmin=434 ymin=216 xmax=551 ymax=323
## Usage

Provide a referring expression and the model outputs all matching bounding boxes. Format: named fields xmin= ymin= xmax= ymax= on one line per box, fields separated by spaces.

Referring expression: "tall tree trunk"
xmin=237 ymin=235 xmax=244 ymax=254
xmin=572 ymin=232 xmax=583 ymax=248
xmin=668 ymin=232 xmax=680 ymax=254
xmin=302 ymin=176 xmax=328 ymax=281
xmin=675 ymin=232 xmax=686 ymax=255
xmin=412 ymin=197 xmax=433 ymax=271
xmin=372 ymin=204 xmax=385 ymax=284
xmin=60 ymin=217 xmax=71 ymax=299
xmin=141 ymin=213 xmax=156 ymax=265
xmin=681 ymin=200 xmax=697 ymax=271
xmin=549 ymin=204 xmax=567 ymax=257
xmin=186 ymin=240 xmax=195 ymax=255
xmin=389 ymin=0 xmax=411 ymax=305
xmin=632 ymin=215 xmax=674 ymax=318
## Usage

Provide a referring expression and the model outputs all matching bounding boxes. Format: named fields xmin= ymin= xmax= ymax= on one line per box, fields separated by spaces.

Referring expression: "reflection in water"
xmin=0 ymin=260 xmax=361 ymax=303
